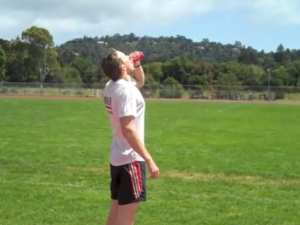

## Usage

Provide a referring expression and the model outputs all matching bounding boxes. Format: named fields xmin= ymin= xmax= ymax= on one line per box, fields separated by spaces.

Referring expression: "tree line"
xmin=0 ymin=26 xmax=300 ymax=90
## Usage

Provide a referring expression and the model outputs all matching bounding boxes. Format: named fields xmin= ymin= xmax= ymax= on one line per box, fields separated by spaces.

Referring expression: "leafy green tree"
xmin=0 ymin=46 xmax=6 ymax=81
xmin=21 ymin=26 xmax=57 ymax=82
xmin=159 ymin=77 xmax=184 ymax=98
xmin=61 ymin=67 xmax=82 ymax=84
xmin=1 ymin=28 xmax=300 ymax=94
xmin=143 ymin=62 xmax=163 ymax=82
xmin=162 ymin=56 xmax=194 ymax=84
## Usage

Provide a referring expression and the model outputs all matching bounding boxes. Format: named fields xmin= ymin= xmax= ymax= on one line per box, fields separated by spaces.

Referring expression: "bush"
xmin=190 ymin=90 xmax=205 ymax=99
xmin=0 ymin=87 xmax=8 ymax=93
xmin=141 ymin=90 xmax=152 ymax=98
xmin=159 ymin=89 xmax=183 ymax=98
xmin=61 ymin=90 xmax=70 ymax=95
xmin=75 ymin=90 xmax=84 ymax=96
xmin=274 ymin=91 xmax=285 ymax=100
xmin=160 ymin=77 xmax=184 ymax=98
xmin=5 ymin=88 xmax=19 ymax=94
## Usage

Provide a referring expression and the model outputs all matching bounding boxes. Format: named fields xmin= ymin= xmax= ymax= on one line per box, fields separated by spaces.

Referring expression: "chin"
xmin=127 ymin=68 xmax=134 ymax=74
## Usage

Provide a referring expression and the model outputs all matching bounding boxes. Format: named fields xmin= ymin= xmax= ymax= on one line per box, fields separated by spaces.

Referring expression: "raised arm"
xmin=132 ymin=65 xmax=145 ymax=89
xmin=129 ymin=51 xmax=145 ymax=89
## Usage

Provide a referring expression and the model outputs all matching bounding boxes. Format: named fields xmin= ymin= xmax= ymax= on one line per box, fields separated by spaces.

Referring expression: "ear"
xmin=119 ymin=63 xmax=127 ymax=72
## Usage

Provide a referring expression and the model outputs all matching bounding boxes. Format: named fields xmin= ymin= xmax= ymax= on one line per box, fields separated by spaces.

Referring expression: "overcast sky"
xmin=0 ymin=0 xmax=299 ymax=51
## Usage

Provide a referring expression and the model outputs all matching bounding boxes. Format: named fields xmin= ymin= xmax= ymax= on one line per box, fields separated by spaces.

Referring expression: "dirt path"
xmin=1 ymin=94 xmax=300 ymax=105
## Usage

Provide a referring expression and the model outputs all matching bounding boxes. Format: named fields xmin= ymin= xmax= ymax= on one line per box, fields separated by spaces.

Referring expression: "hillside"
xmin=0 ymin=26 xmax=300 ymax=90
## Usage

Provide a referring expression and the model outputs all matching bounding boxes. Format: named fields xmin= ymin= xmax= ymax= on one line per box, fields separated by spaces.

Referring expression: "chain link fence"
xmin=1 ymin=82 xmax=300 ymax=101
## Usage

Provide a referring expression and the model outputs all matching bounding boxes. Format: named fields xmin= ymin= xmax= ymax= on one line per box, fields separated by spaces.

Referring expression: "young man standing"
xmin=101 ymin=48 xmax=159 ymax=225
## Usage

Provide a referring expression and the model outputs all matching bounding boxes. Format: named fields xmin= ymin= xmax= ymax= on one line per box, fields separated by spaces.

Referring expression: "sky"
xmin=0 ymin=0 xmax=299 ymax=52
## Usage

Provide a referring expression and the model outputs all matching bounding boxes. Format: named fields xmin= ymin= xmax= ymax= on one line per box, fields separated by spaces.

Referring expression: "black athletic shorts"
xmin=110 ymin=161 xmax=146 ymax=205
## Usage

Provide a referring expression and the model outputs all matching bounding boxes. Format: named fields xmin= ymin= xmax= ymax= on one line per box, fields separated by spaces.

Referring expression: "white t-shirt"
xmin=103 ymin=78 xmax=145 ymax=166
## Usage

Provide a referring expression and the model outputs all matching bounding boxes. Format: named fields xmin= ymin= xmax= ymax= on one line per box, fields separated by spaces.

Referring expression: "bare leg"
xmin=106 ymin=200 xmax=118 ymax=225
xmin=116 ymin=202 xmax=139 ymax=225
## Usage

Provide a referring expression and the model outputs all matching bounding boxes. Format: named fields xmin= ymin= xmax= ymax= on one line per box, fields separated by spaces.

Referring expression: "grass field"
xmin=1 ymin=98 xmax=300 ymax=225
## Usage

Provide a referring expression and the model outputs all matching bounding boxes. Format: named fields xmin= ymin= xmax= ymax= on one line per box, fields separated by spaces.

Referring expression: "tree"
xmin=61 ymin=67 xmax=82 ymax=84
xmin=143 ymin=62 xmax=163 ymax=82
xmin=161 ymin=56 xmax=194 ymax=84
xmin=1 ymin=28 xmax=300 ymax=93
xmin=159 ymin=77 xmax=184 ymax=98
xmin=21 ymin=26 xmax=56 ymax=83
xmin=0 ymin=46 xmax=6 ymax=81
xmin=21 ymin=26 xmax=54 ymax=49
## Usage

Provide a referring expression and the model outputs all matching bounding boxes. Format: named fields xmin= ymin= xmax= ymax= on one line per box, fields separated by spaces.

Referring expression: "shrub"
xmin=275 ymin=91 xmax=285 ymax=100
xmin=159 ymin=89 xmax=183 ymax=98
xmin=141 ymin=90 xmax=152 ymax=98
xmin=159 ymin=77 xmax=184 ymax=99
xmin=0 ymin=87 xmax=8 ymax=93
xmin=190 ymin=90 xmax=204 ymax=99
xmin=61 ymin=90 xmax=70 ymax=95
xmin=75 ymin=90 xmax=84 ymax=96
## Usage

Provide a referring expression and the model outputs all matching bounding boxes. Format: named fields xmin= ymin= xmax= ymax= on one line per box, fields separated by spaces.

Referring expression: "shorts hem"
xmin=118 ymin=198 xmax=146 ymax=206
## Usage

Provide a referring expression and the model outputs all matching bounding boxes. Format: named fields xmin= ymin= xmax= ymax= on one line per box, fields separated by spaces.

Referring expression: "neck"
xmin=120 ymin=73 xmax=131 ymax=82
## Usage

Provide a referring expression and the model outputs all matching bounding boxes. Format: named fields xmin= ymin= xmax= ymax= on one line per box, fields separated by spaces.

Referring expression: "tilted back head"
xmin=101 ymin=48 xmax=125 ymax=81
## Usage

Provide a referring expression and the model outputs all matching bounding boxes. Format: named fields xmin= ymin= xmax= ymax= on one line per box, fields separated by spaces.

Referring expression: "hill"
xmin=0 ymin=26 xmax=300 ymax=91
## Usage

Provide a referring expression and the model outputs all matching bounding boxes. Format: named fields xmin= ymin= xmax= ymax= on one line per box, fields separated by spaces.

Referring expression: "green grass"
xmin=1 ymin=99 xmax=300 ymax=225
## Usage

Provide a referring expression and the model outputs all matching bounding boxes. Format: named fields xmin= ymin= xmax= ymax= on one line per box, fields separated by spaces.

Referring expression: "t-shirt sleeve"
xmin=117 ymin=87 xmax=137 ymax=118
